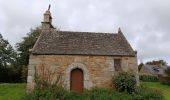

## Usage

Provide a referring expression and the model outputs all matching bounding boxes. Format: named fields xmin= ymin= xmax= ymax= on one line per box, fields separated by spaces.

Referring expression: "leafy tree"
xmin=16 ymin=27 xmax=41 ymax=65
xmin=16 ymin=27 xmax=41 ymax=82
xmin=165 ymin=68 xmax=170 ymax=77
xmin=146 ymin=60 xmax=167 ymax=66
xmin=160 ymin=68 xmax=170 ymax=85
xmin=0 ymin=33 xmax=17 ymax=68
xmin=138 ymin=63 xmax=144 ymax=71
xmin=0 ymin=33 xmax=20 ymax=82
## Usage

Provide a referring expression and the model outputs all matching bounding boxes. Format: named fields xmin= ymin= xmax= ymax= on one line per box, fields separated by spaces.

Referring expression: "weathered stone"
xmin=27 ymin=7 xmax=139 ymax=92
xmin=27 ymin=76 xmax=33 ymax=83
xmin=27 ymin=55 xmax=139 ymax=91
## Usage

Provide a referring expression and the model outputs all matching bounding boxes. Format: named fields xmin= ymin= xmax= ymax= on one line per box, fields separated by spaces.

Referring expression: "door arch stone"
xmin=65 ymin=63 xmax=93 ymax=90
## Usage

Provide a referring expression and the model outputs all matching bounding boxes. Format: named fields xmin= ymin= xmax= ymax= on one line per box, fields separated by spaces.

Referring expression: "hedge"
xmin=139 ymin=75 xmax=159 ymax=82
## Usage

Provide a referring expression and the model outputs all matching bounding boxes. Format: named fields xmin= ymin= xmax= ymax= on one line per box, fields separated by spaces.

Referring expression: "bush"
xmin=22 ymin=69 xmax=163 ymax=100
xmin=140 ymin=75 xmax=159 ymax=82
xmin=165 ymin=68 xmax=170 ymax=77
xmin=22 ymin=88 xmax=132 ymax=100
xmin=22 ymin=87 xmax=163 ymax=100
xmin=113 ymin=72 xmax=136 ymax=94
xmin=158 ymin=68 xmax=170 ymax=85
xmin=22 ymin=86 xmax=72 ymax=100
xmin=159 ymin=75 xmax=170 ymax=85
xmin=0 ymin=67 xmax=21 ymax=83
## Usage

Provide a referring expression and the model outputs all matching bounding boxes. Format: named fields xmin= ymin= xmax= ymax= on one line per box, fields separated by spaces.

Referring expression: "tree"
xmin=165 ymin=68 xmax=170 ymax=77
xmin=138 ymin=63 xmax=144 ymax=71
xmin=146 ymin=60 xmax=167 ymax=66
xmin=0 ymin=33 xmax=17 ymax=68
xmin=0 ymin=33 xmax=19 ymax=82
xmin=16 ymin=27 xmax=41 ymax=82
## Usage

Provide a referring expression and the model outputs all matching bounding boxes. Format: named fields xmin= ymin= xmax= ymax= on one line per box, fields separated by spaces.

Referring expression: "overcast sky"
xmin=0 ymin=0 xmax=170 ymax=65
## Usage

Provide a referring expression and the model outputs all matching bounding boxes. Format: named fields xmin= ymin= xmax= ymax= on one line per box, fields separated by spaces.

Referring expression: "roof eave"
xmin=31 ymin=52 xmax=136 ymax=57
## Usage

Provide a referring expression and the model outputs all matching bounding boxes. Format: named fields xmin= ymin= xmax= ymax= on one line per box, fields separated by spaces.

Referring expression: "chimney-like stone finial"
xmin=118 ymin=27 xmax=122 ymax=34
xmin=41 ymin=4 xmax=54 ymax=32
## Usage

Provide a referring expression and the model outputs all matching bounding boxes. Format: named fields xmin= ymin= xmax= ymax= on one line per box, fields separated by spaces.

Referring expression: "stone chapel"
xmin=27 ymin=6 xmax=139 ymax=94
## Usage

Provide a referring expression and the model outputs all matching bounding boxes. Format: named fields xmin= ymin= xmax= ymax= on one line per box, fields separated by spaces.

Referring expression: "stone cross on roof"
xmin=48 ymin=4 xmax=51 ymax=11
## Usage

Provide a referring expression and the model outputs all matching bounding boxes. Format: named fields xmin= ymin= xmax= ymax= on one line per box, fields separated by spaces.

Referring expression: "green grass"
xmin=0 ymin=83 xmax=169 ymax=100
xmin=142 ymin=82 xmax=170 ymax=100
xmin=0 ymin=83 xmax=26 ymax=100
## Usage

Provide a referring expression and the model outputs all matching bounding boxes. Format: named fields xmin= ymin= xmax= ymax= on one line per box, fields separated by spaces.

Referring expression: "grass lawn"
xmin=0 ymin=83 xmax=26 ymax=100
xmin=0 ymin=83 xmax=169 ymax=100
xmin=142 ymin=82 xmax=170 ymax=100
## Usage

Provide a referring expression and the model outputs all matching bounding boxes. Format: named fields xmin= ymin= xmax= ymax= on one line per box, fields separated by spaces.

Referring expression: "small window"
xmin=114 ymin=59 xmax=122 ymax=71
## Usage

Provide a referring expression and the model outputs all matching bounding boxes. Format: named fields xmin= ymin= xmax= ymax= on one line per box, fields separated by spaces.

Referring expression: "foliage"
xmin=0 ymin=33 xmax=21 ymax=82
xmin=34 ymin=63 xmax=63 ymax=90
xmin=0 ymin=83 xmax=26 ymax=100
xmin=146 ymin=60 xmax=167 ymax=66
xmin=0 ymin=83 xmax=165 ymax=100
xmin=113 ymin=72 xmax=137 ymax=94
xmin=158 ymin=68 xmax=170 ymax=85
xmin=1 ymin=83 xmax=166 ymax=100
xmin=0 ymin=67 xmax=21 ymax=83
xmin=22 ymin=87 xmax=131 ymax=100
xmin=22 ymin=63 xmax=67 ymax=100
xmin=0 ymin=28 xmax=41 ymax=83
xmin=22 ymin=86 xmax=71 ymax=100
xmin=22 ymin=87 xmax=164 ymax=100
xmin=159 ymin=75 xmax=170 ymax=85
xmin=0 ymin=33 xmax=17 ymax=68
xmin=16 ymin=27 xmax=41 ymax=66
xmin=140 ymin=75 xmax=159 ymax=82
xmin=16 ymin=27 xmax=41 ymax=82
xmin=138 ymin=63 xmax=144 ymax=71
xmin=165 ymin=68 xmax=170 ymax=77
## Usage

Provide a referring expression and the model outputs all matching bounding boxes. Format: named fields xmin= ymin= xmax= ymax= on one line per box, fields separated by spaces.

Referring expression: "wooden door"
xmin=70 ymin=68 xmax=84 ymax=94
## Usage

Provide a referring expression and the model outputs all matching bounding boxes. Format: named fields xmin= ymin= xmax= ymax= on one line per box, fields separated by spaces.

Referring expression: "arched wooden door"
xmin=70 ymin=68 xmax=84 ymax=94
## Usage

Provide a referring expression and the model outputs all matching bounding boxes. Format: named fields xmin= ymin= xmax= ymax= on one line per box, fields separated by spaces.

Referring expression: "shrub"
xmin=0 ymin=67 xmax=21 ymax=83
xmin=22 ymin=87 xmax=163 ymax=100
xmin=159 ymin=75 xmax=170 ymax=85
xmin=165 ymin=68 xmax=170 ymax=77
xmin=113 ymin=72 xmax=136 ymax=94
xmin=22 ymin=68 xmax=163 ymax=100
xmin=140 ymin=75 xmax=159 ymax=82
xmin=21 ymin=86 xmax=72 ymax=100
xmin=159 ymin=67 xmax=170 ymax=85
xmin=22 ymin=88 xmax=133 ymax=100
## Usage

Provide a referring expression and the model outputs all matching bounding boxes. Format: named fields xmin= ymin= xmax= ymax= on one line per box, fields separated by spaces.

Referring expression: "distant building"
xmin=139 ymin=64 xmax=168 ymax=76
xmin=27 ymin=6 xmax=139 ymax=94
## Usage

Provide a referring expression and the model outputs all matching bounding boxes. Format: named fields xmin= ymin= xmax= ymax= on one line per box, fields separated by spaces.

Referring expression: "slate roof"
xmin=32 ymin=30 xmax=136 ymax=56
xmin=140 ymin=64 xmax=168 ymax=76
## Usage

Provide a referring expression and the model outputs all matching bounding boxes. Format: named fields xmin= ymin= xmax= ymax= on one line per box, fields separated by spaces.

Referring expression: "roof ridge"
xmin=55 ymin=30 xmax=117 ymax=34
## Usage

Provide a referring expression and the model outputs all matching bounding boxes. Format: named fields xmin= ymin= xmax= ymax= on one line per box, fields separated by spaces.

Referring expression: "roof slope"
xmin=139 ymin=65 xmax=168 ymax=76
xmin=32 ymin=31 xmax=135 ymax=56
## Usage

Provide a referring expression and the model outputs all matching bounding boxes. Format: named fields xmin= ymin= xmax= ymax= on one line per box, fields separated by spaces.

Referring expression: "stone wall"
xmin=27 ymin=55 xmax=138 ymax=91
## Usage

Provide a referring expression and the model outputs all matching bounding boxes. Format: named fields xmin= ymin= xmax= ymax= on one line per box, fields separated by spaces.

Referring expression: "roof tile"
xmin=32 ymin=31 xmax=135 ymax=56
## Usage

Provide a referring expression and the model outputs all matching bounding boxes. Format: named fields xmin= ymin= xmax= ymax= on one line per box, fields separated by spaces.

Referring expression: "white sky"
xmin=0 ymin=0 xmax=170 ymax=65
